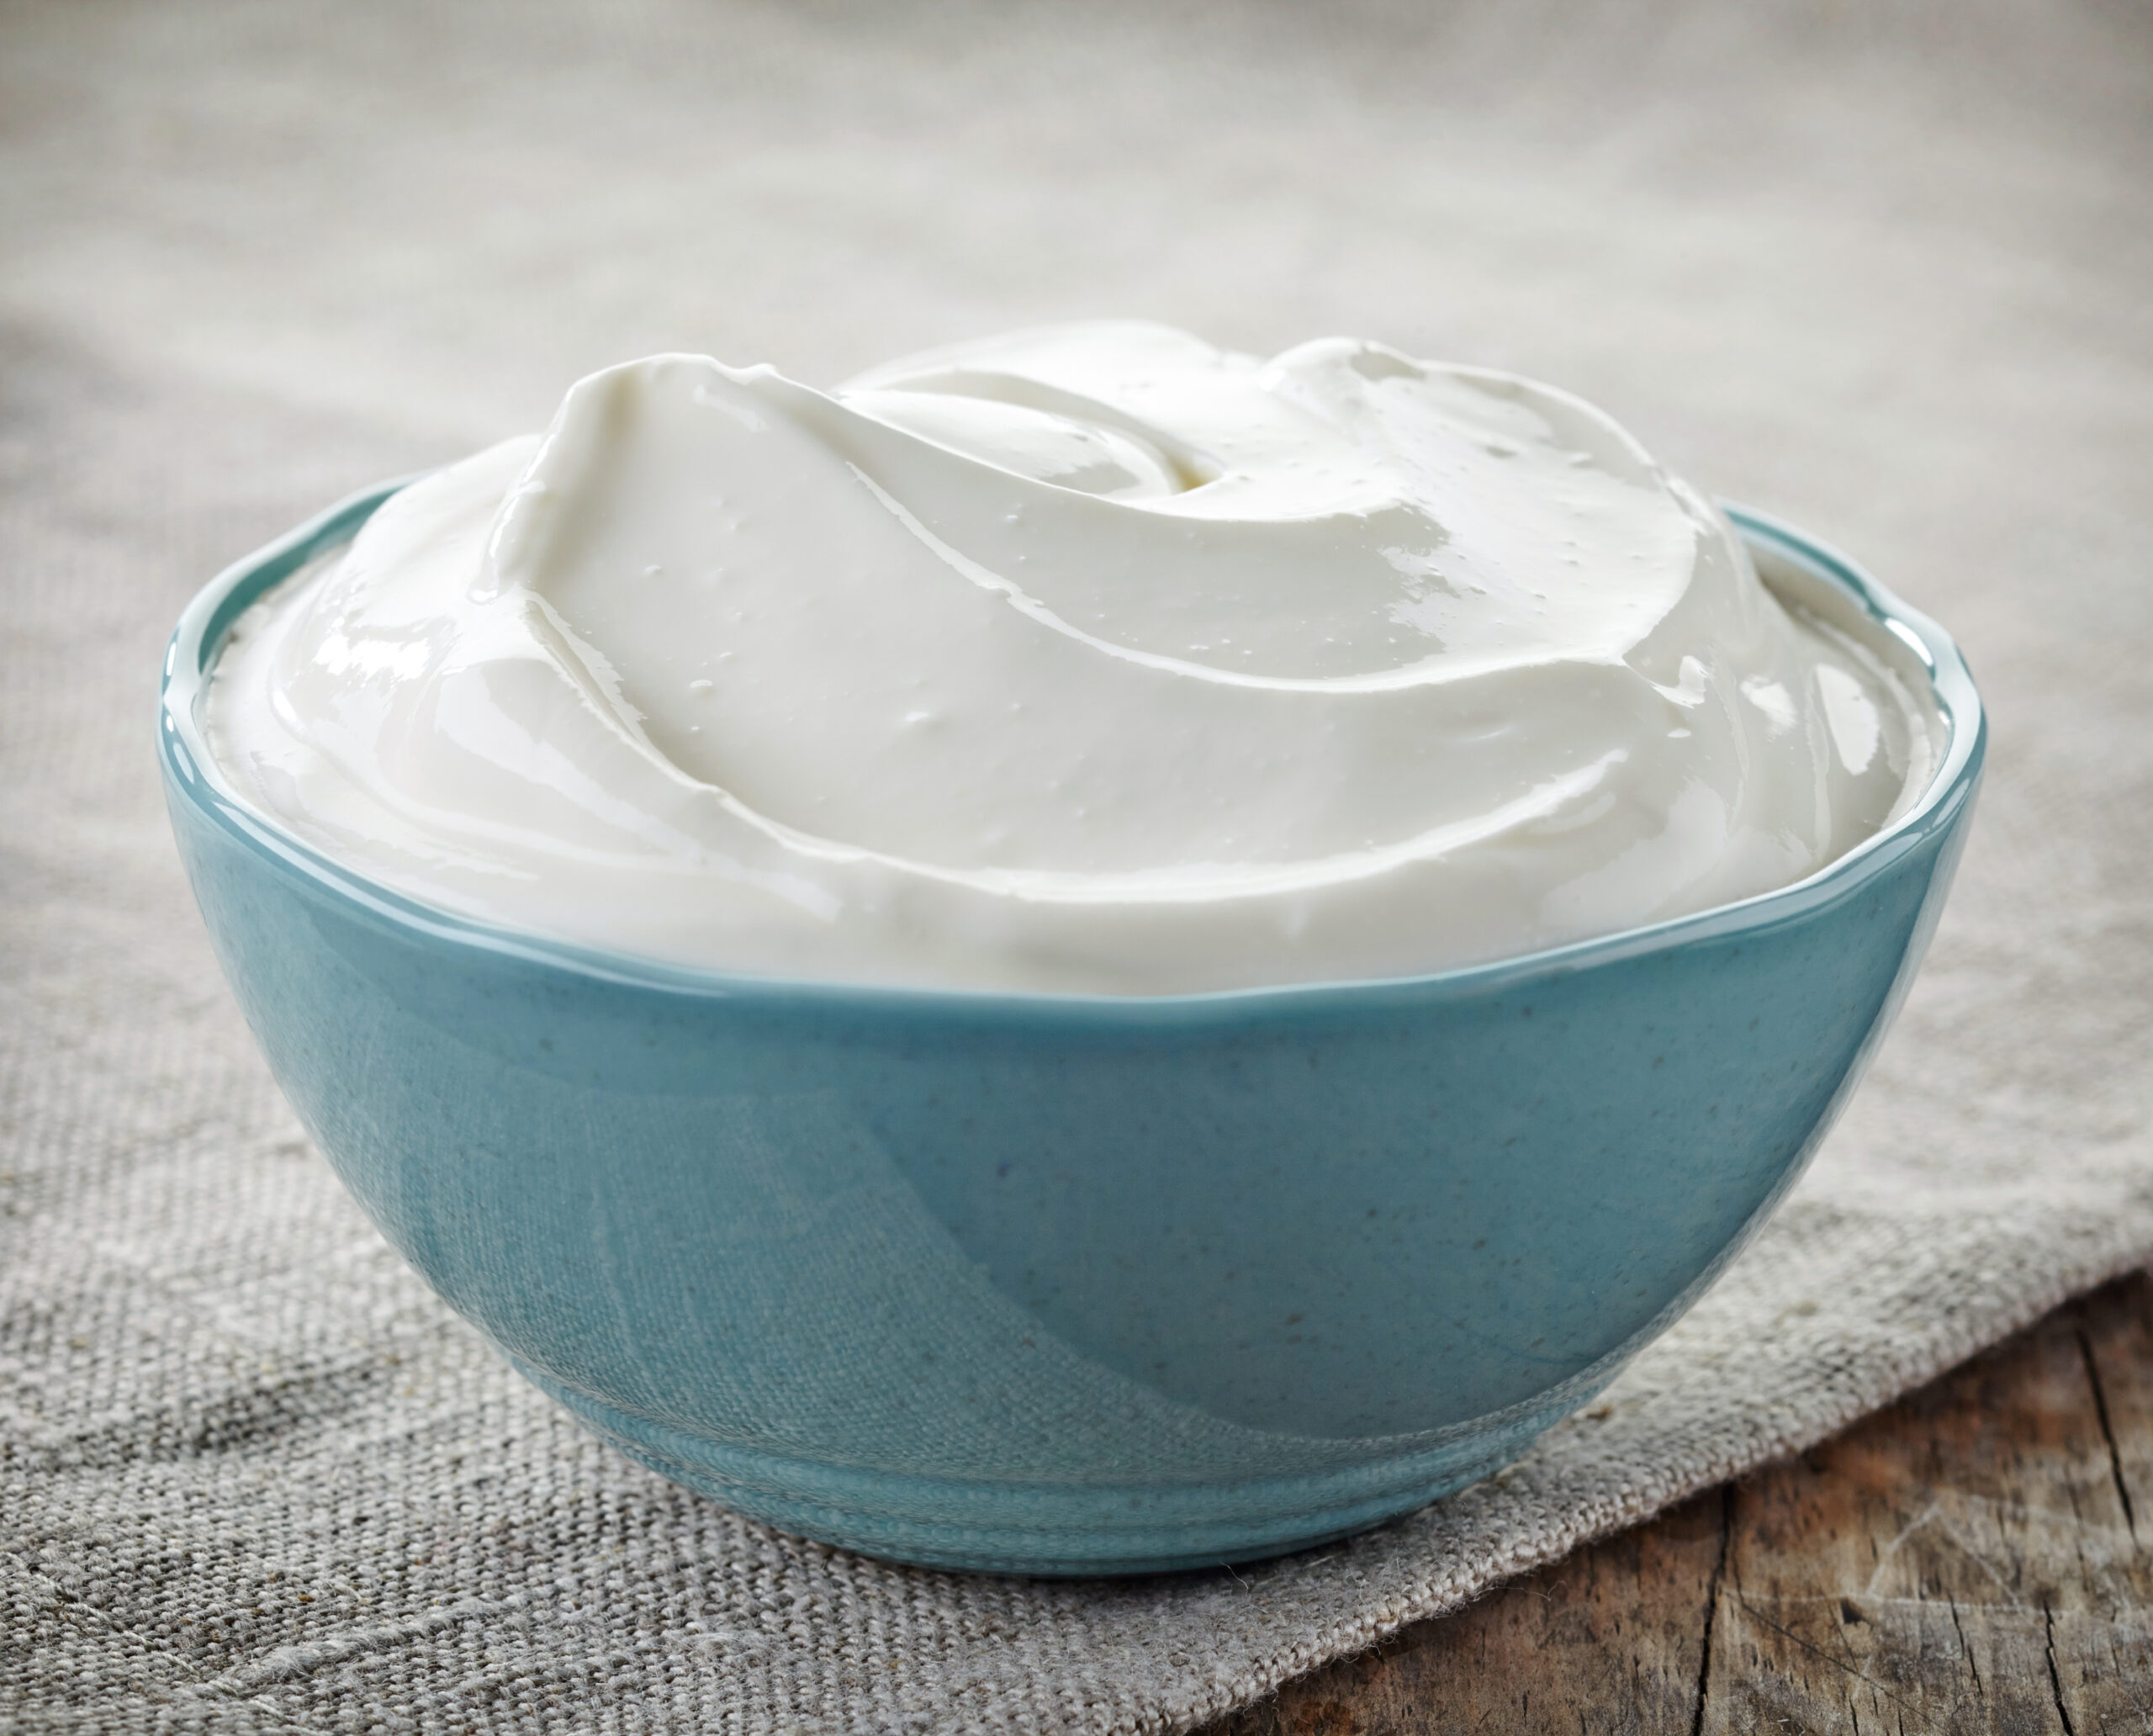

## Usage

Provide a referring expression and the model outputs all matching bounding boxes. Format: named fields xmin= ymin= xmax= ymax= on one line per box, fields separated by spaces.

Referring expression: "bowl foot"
xmin=517 ymin=1359 xmax=1563 ymax=1576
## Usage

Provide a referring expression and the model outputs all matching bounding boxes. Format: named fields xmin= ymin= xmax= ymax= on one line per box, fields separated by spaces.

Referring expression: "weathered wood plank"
xmin=1706 ymin=1300 xmax=2118 ymax=1734
xmin=1206 ymin=1273 xmax=2153 ymax=1735
xmin=1217 ymin=1491 xmax=1723 ymax=1735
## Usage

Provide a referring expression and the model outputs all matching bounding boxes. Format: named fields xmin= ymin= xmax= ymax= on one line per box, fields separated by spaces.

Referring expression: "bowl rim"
xmin=160 ymin=479 xmax=1986 ymax=1024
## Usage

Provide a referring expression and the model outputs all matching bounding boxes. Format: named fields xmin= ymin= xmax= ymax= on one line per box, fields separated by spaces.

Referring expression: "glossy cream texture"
xmin=206 ymin=324 xmax=1935 ymax=993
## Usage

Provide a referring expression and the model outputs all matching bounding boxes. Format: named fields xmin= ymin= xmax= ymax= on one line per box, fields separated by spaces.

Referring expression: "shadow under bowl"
xmin=160 ymin=490 xmax=1983 ymax=1575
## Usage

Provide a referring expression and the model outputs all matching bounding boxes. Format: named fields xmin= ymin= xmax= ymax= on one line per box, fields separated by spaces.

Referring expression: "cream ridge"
xmin=205 ymin=323 xmax=1935 ymax=993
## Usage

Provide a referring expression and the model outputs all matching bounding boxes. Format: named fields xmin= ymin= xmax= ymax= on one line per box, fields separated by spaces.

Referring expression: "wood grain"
xmin=1208 ymin=1273 xmax=2153 ymax=1735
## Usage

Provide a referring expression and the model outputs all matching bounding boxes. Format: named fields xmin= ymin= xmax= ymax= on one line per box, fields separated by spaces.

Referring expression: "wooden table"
xmin=1206 ymin=1274 xmax=2153 ymax=1734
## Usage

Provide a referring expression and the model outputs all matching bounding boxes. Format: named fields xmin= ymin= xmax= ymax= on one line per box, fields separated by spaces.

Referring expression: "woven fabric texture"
xmin=5 ymin=3 xmax=2152 ymax=1730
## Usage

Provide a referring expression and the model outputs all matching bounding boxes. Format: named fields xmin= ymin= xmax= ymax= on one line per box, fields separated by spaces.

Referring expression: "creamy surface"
xmin=206 ymin=323 xmax=1934 ymax=993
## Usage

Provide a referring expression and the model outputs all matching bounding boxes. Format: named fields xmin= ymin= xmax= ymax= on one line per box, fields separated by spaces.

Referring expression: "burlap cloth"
xmin=6 ymin=3 xmax=2151 ymax=1729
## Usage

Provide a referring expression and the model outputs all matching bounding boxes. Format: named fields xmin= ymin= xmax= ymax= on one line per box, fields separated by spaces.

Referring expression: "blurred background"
xmin=3 ymin=0 xmax=2150 ymax=1180
xmin=8 ymin=1 xmax=2147 ymax=476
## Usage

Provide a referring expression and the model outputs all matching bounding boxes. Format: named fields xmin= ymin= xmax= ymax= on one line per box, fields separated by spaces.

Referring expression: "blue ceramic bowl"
xmin=160 ymin=484 xmax=1981 ymax=1575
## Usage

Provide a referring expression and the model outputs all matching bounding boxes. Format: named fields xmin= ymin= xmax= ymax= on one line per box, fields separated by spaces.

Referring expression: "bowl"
xmin=159 ymin=484 xmax=1982 ymax=1575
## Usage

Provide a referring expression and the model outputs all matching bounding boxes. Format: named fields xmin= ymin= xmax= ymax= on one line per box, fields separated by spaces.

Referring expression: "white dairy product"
xmin=204 ymin=323 xmax=1936 ymax=994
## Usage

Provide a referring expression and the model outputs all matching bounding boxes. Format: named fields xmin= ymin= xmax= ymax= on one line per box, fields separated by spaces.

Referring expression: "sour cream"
xmin=206 ymin=323 xmax=1934 ymax=993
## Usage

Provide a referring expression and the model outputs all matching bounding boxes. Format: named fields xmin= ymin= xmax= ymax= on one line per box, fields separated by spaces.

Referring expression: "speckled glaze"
xmin=161 ymin=484 xmax=1982 ymax=1575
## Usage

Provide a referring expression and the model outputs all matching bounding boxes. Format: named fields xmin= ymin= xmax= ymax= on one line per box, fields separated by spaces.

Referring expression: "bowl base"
xmin=517 ymin=1359 xmax=1566 ymax=1576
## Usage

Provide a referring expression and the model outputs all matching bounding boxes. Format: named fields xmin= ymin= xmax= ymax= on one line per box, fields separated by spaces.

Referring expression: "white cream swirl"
xmin=206 ymin=323 xmax=1934 ymax=993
